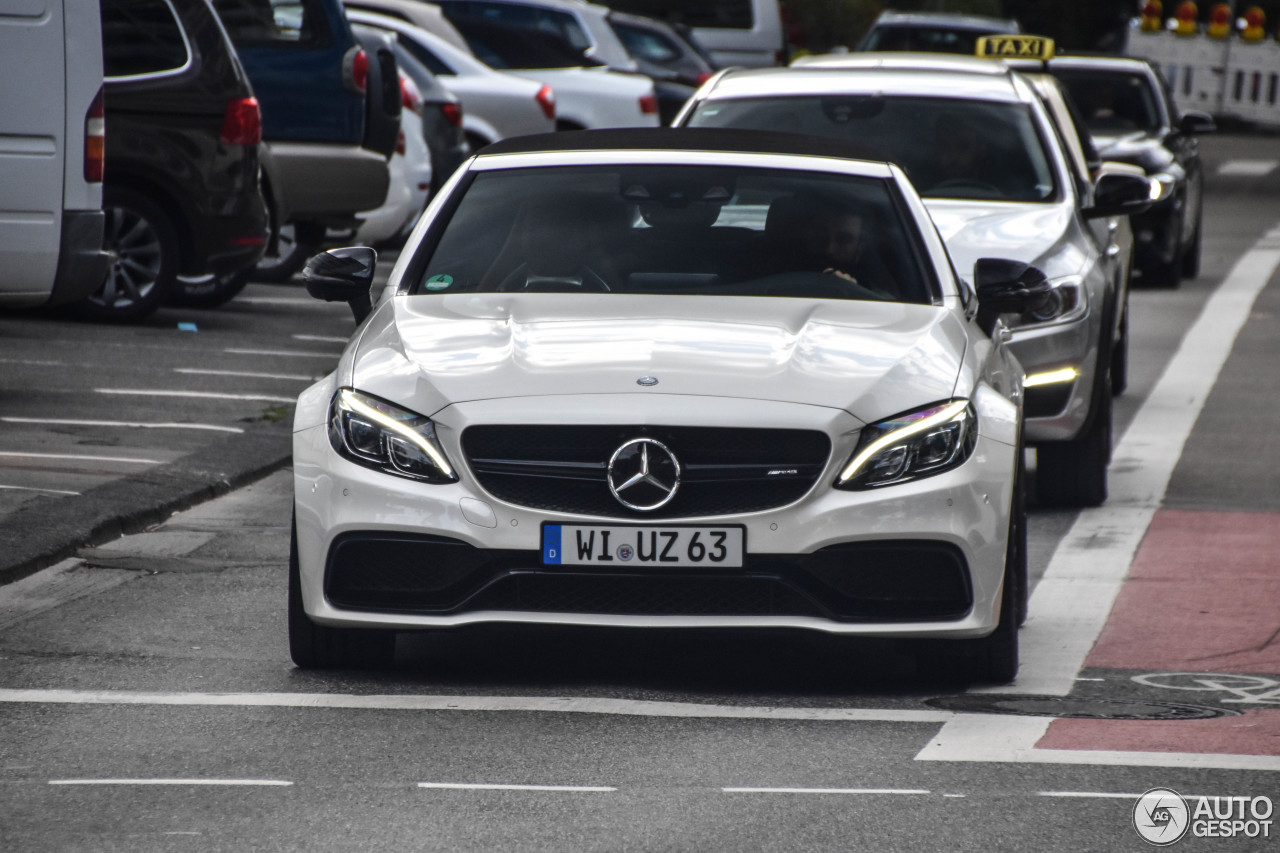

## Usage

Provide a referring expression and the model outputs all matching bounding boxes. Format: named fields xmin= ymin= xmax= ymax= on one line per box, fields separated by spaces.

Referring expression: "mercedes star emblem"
xmin=607 ymin=437 xmax=681 ymax=511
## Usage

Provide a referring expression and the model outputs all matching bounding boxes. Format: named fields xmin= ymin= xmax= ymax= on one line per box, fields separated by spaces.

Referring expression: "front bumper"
xmin=1007 ymin=314 xmax=1098 ymax=444
xmin=292 ymin=394 xmax=1018 ymax=639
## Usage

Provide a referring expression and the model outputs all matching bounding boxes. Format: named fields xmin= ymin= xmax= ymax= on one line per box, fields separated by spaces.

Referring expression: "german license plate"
xmin=542 ymin=524 xmax=745 ymax=568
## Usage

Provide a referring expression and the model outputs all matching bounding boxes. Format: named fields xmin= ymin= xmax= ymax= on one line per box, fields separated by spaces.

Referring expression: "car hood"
xmin=349 ymin=294 xmax=966 ymax=423
xmin=924 ymin=200 xmax=1084 ymax=281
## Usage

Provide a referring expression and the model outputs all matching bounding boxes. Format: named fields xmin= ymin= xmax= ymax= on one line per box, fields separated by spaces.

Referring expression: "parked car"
xmin=606 ymin=10 xmax=718 ymax=124
xmin=388 ymin=48 xmax=471 ymax=196
xmin=1047 ymin=55 xmax=1214 ymax=288
xmin=350 ymin=27 xmax=434 ymax=248
xmin=854 ymin=10 xmax=1021 ymax=54
xmin=680 ymin=55 xmax=1152 ymax=507
xmin=210 ymin=0 xmax=399 ymax=282
xmin=94 ymin=0 xmax=269 ymax=318
xmin=342 ymin=0 xmax=472 ymax=52
xmin=0 ymin=0 xmax=107 ymax=311
xmin=448 ymin=17 xmax=660 ymax=129
xmin=591 ymin=0 xmax=785 ymax=67
xmin=434 ymin=0 xmax=639 ymax=71
xmin=291 ymin=128 xmax=1036 ymax=681
xmin=346 ymin=8 xmax=554 ymax=152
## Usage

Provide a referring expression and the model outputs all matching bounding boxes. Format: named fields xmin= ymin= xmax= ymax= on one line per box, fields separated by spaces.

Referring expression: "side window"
xmin=401 ymin=37 xmax=456 ymax=76
xmin=212 ymin=0 xmax=319 ymax=45
xmin=613 ymin=23 xmax=681 ymax=63
xmin=101 ymin=0 xmax=190 ymax=79
xmin=468 ymin=2 xmax=590 ymax=52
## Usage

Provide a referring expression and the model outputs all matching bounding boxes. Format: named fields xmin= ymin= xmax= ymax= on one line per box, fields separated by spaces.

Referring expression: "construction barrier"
xmin=1126 ymin=22 xmax=1280 ymax=127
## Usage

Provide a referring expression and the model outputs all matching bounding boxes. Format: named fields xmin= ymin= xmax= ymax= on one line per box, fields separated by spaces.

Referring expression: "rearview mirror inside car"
xmin=303 ymin=246 xmax=377 ymax=323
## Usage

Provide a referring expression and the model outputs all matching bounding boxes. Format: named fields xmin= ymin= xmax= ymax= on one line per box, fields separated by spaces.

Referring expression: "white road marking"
xmin=1217 ymin=159 xmax=1279 ymax=177
xmin=0 ymin=484 xmax=80 ymax=496
xmin=1 ymin=417 xmax=242 ymax=433
xmin=419 ymin=782 xmax=615 ymax=792
xmin=292 ymin=334 xmax=349 ymax=344
xmin=722 ymin=788 xmax=930 ymax=795
xmin=173 ymin=368 xmax=315 ymax=382
xmin=0 ymin=688 xmax=956 ymax=723
xmin=94 ymin=389 xmax=295 ymax=403
xmin=0 ymin=451 xmax=161 ymax=464
xmin=0 ymin=358 xmax=68 ymax=367
xmin=224 ymin=348 xmax=339 ymax=359
xmin=48 ymin=779 xmax=292 ymax=787
xmin=1039 ymin=791 xmax=1144 ymax=799
xmin=916 ymin=224 xmax=1280 ymax=772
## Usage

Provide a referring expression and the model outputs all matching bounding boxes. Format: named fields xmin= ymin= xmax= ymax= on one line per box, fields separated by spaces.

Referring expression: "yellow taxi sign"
xmin=975 ymin=35 xmax=1056 ymax=60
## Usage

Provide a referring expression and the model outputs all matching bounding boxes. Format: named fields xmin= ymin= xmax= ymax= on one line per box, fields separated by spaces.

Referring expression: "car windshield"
xmin=860 ymin=25 xmax=1006 ymax=54
xmin=413 ymin=164 xmax=935 ymax=304
xmin=1052 ymin=69 xmax=1162 ymax=134
xmin=688 ymin=95 xmax=1058 ymax=202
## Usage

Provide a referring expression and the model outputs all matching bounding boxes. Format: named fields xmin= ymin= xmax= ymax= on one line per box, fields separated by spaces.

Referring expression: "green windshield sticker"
xmin=425 ymin=274 xmax=453 ymax=291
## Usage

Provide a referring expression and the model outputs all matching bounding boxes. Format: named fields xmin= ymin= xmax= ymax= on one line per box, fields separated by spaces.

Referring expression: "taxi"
xmin=677 ymin=41 xmax=1151 ymax=507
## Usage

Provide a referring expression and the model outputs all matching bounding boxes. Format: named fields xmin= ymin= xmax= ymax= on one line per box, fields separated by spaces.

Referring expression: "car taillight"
xmin=400 ymin=73 xmax=422 ymax=114
xmin=395 ymin=128 xmax=406 ymax=156
xmin=85 ymin=85 xmax=104 ymax=183
xmin=535 ymin=84 xmax=555 ymax=120
xmin=345 ymin=47 xmax=369 ymax=93
xmin=694 ymin=72 xmax=713 ymax=86
xmin=219 ymin=96 xmax=262 ymax=146
xmin=441 ymin=102 xmax=463 ymax=127
xmin=639 ymin=93 xmax=658 ymax=115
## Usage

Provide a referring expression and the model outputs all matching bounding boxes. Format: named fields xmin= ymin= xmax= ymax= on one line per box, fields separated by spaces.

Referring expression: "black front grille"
xmin=462 ymin=425 xmax=831 ymax=518
xmin=325 ymin=534 xmax=972 ymax=622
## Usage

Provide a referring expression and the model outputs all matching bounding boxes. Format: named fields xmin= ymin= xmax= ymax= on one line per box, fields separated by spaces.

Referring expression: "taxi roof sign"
xmin=975 ymin=35 xmax=1055 ymax=60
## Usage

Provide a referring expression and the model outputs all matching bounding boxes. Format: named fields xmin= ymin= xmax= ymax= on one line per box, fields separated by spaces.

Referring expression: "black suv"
xmin=93 ymin=0 xmax=269 ymax=319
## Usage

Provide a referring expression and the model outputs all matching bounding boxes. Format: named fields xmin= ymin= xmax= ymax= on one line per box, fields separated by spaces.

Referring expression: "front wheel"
xmin=288 ymin=515 xmax=396 ymax=669
xmin=1036 ymin=384 xmax=1111 ymax=508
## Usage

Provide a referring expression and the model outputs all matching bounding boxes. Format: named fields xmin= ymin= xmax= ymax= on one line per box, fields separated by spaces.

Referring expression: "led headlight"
xmin=836 ymin=400 xmax=976 ymax=490
xmin=1149 ymin=171 xmax=1176 ymax=202
xmin=1004 ymin=274 xmax=1087 ymax=329
xmin=328 ymin=388 xmax=457 ymax=483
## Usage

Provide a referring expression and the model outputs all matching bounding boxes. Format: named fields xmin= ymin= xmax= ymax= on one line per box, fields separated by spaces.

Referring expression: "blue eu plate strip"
xmin=543 ymin=525 xmax=562 ymax=564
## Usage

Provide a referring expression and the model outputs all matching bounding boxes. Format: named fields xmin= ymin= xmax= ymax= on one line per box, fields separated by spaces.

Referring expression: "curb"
xmin=0 ymin=421 xmax=293 ymax=587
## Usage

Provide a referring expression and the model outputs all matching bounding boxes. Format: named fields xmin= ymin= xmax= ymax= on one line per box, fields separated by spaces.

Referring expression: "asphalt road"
xmin=2 ymin=132 xmax=1280 ymax=851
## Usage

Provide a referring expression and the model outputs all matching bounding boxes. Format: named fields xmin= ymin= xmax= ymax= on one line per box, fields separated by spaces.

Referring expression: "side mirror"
xmin=303 ymin=246 xmax=377 ymax=323
xmin=1179 ymin=110 xmax=1216 ymax=135
xmin=973 ymin=258 xmax=1053 ymax=335
xmin=1083 ymin=168 xmax=1153 ymax=219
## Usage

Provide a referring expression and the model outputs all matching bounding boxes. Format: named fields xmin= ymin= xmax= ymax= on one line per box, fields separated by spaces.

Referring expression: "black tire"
xmin=1036 ymin=382 xmax=1112 ymax=508
xmin=1181 ymin=212 xmax=1202 ymax=280
xmin=79 ymin=187 xmax=178 ymax=321
xmin=288 ymin=514 xmax=396 ymax=669
xmin=1143 ymin=213 xmax=1183 ymax=289
xmin=168 ymin=268 xmax=252 ymax=309
xmin=964 ymin=547 xmax=1021 ymax=684
xmin=1110 ymin=301 xmax=1129 ymax=397
xmin=251 ymin=221 xmax=324 ymax=284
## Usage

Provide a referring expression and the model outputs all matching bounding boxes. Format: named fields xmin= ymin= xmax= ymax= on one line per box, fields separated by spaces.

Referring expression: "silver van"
xmin=0 ymin=0 xmax=108 ymax=308
xmin=590 ymin=0 xmax=784 ymax=67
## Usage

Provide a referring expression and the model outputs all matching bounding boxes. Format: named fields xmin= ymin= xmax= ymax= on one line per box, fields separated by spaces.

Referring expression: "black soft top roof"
xmin=478 ymin=128 xmax=888 ymax=165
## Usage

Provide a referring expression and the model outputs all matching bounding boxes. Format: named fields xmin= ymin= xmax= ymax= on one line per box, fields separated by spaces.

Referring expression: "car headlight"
xmin=836 ymin=400 xmax=976 ymax=490
xmin=328 ymin=387 xmax=457 ymax=483
xmin=1003 ymin=274 xmax=1087 ymax=329
xmin=1149 ymin=171 xmax=1176 ymax=202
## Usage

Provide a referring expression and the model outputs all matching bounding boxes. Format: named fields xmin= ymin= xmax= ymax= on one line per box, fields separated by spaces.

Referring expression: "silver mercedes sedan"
xmin=677 ymin=54 xmax=1152 ymax=507
xmin=290 ymin=129 xmax=1050 ymax=682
